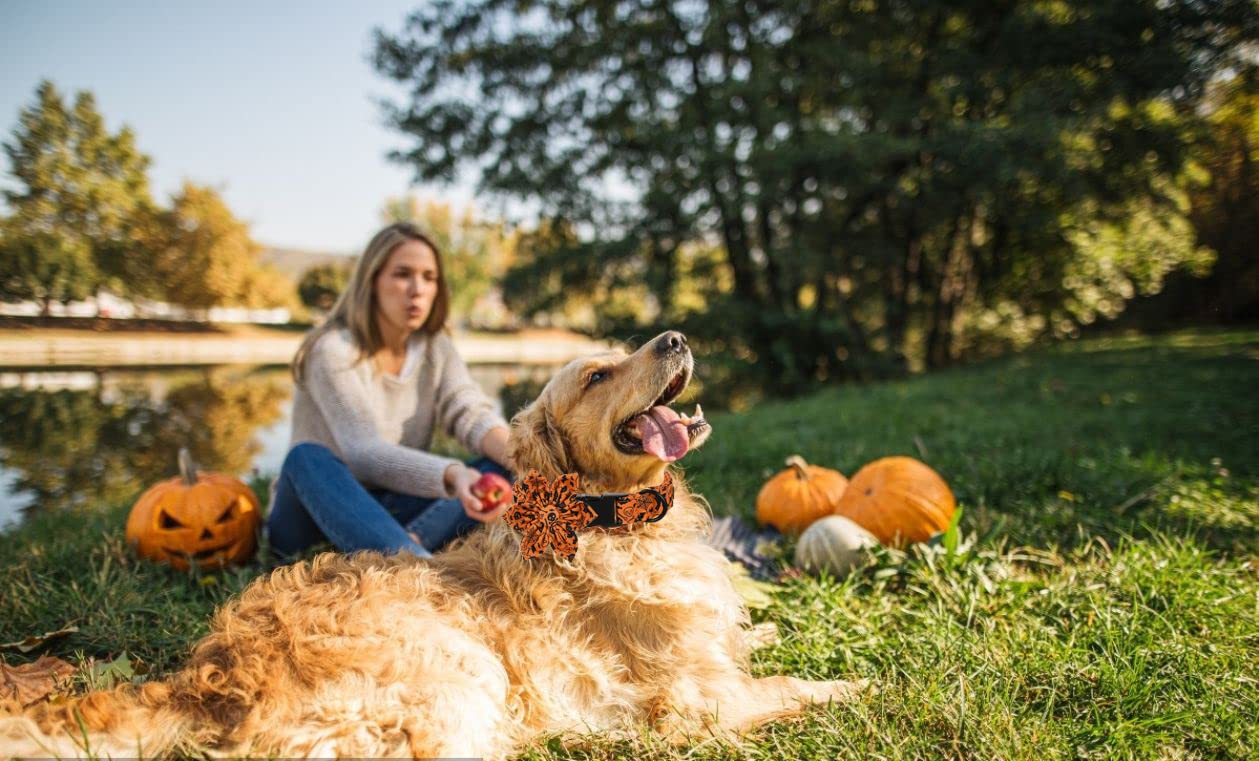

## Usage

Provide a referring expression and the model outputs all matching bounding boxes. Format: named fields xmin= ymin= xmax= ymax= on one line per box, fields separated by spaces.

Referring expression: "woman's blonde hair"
xmin=292 ymin=222 xmax=450 ymax=383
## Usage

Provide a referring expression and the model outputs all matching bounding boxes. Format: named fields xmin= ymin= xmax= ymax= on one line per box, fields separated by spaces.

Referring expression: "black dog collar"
xmin=505 ymin=471 xmax=675 ymax=558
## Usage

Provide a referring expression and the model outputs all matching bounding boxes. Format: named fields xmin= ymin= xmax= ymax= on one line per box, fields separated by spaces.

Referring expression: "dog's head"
xmin=507 ymin=331 xmax=711 ymax=493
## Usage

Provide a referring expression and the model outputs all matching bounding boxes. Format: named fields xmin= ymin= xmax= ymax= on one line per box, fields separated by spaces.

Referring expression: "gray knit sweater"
xmin=288 ymin=327 xmax=509 ymax=498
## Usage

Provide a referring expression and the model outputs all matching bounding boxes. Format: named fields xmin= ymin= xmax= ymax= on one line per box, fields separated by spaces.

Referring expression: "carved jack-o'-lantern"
xmin=125 ymin=449 xmax=260 ymax=571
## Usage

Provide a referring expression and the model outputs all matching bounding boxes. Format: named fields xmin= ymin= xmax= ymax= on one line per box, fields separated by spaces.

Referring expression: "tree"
xmin=500 ymin=217 xmax=667 ymax=331
xmin=1183 ymin=75 xmax=1259 ymax=322
xmin=961 ymin=182 xmax=1214 ymax=355
xmin=298 ymin=261 xmax=353 ymax=312
xmin=236 ymin=264 xmax=300 ymax=311
xmin=148 ymin=182 xmax=264 ymax=309
xmin=0 ymin=223 xmax=95 ymax=314
xmin=1 ymin=80 xmax=154 ymax=303
xmin=375 ymin=0 xmax=1258 ymax=393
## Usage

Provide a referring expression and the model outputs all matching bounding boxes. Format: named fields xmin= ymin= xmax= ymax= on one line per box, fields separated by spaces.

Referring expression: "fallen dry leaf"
xmin=0 ymin=625 xmax=79 ymax=654
xmin=0 ymin=655 xmax=77 ymax=706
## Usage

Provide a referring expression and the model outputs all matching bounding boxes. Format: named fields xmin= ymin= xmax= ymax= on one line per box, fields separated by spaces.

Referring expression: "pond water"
xmin=0 ymin=363 xmax=553 ymax=532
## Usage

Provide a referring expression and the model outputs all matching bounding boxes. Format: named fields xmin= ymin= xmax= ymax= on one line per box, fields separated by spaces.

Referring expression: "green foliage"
xmin=1062 ymin=191 xmax=1214 ymax=327
xmin=503 ymin=218 xmax=669 ymax=332
xmin=235 ymin=263 xmax=300 ymax=311
xmin=1078 ymin=78 xmax=1259 ymax=331
xmin=962 ymin=183 xmax=1215 ymax=356
xmin=297 ymin=261 xmax=353 ymax=311
xmin=0 ymin=224 xmax=95 ymax=312
xmin=150 ymin=183 xmax=261 ymax=308
xmin=1 ymin=82 xmax=295 ymax=313
xmin=138 ymin=182 xmax=295 ymax=309
xmin=1177 ymin=74 xmax=1259 ymax=323
xmin=374 ymin=0 xmax=1259 ymax=394
xmin=0 ymin=80 xmax=153 ymax=305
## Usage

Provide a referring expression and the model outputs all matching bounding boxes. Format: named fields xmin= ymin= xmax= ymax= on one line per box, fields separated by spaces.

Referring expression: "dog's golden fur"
xmin=1 ymin=332 xmax=861 ymax=759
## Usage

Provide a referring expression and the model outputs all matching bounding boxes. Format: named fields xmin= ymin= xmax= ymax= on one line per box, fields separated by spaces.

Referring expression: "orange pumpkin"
xmin=125 ymin=449 xmax=260 ymax=571
xmin=834 ymin=456 xmax=954 ymax=546
xmin=756 ymin=455 xmax=849 ymax=535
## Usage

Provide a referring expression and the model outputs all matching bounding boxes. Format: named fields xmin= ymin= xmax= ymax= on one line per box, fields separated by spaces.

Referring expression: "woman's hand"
xmin=444 ymin=464 xmax=508 ymax=523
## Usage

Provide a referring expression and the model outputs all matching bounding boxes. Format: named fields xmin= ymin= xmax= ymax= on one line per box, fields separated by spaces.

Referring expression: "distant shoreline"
xmin=0 ymin=324 xmax=608 ymax=367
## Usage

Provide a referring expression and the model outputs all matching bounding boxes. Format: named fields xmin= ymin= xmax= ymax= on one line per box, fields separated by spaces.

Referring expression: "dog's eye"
xmin=586 ymin=369 xmax=609 ymax=387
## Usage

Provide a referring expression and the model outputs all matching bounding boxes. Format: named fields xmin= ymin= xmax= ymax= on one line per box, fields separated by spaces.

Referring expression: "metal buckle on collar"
xmin=578 ymin=487 xmax=671 ymax=528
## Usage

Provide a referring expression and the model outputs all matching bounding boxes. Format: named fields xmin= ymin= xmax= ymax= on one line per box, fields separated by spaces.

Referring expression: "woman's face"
xmin=373 ymin=239 xmax=440 ymax=338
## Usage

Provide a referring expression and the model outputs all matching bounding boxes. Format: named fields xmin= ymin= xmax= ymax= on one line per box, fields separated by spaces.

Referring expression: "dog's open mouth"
xmin=612 ymin=366 xmax=709 ymax=461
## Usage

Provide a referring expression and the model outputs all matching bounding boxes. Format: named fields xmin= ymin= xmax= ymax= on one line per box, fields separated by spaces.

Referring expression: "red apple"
xmin=470 ymin=472 xmax=512 ymax=511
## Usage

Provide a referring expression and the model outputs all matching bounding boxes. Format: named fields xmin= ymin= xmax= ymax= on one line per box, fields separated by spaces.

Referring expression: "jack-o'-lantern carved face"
xmin=125 ymin=450 xmax=260 ymax=571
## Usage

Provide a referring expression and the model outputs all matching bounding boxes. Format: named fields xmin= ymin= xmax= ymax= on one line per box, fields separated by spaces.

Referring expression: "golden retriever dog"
xmin=1 ymin=330 xmax=863 ymax=759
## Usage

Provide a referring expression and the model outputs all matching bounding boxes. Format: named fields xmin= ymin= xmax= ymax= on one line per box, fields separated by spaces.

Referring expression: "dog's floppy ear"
xmin=508 ymin=398 xmax=574 ymax=478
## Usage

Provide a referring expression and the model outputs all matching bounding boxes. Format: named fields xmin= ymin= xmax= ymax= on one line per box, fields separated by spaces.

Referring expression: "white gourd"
xmin=794 ymin=515 xmax=878 ymax=578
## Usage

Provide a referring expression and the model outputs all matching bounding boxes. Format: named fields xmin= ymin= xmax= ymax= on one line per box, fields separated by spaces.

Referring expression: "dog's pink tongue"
xmin=636 ymin=406 xmax=689 ymax=462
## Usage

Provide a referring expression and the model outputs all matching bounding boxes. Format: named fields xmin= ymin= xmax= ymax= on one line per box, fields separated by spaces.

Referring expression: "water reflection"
xmin=0 ymin=364 xmax=552 ymax=532
xmin=0 ymin=367 xmax=289 ymax=522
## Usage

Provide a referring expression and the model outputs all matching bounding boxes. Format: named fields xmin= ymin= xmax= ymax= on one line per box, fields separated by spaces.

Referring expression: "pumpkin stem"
xmin=785 ymin=455 xmax=810 ymax=480
xmin=177 ymin=448 xmax=199 ymax=486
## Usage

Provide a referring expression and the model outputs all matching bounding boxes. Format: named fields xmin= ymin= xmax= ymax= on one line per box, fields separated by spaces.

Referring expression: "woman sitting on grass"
xmin=265 ymin=221 xmax=512 ymax=559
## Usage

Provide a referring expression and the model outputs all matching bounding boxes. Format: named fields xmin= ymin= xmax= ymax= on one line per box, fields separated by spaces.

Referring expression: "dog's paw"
xmin=745 ymin=621 xmax=780 ymax=650
xmin=800 ymin=677 xmax=872 ymax=705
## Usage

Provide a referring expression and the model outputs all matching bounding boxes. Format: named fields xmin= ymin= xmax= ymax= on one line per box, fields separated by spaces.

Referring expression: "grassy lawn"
xmin=2 ymin=328 xmax=1257 ymax=759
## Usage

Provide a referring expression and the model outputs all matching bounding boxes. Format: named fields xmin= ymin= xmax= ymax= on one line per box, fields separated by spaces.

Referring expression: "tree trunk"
xmin=758 ymin=200 xmax=788 ymax=313
xmin=926 ymin=211 xmax=974 ymax=368
xmin=878 ymin=197 xmax=913 ymax=373
xmin=664 ymin=6 xmax=762 ymax=309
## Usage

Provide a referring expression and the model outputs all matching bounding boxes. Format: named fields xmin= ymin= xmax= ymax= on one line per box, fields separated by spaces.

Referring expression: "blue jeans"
xmin=265 ymin=442 xmax=514 ymax=559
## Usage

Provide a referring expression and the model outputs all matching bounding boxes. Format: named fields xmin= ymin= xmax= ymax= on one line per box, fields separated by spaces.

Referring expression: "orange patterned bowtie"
xmin=504 ymin=470 xmax=675 ymax=559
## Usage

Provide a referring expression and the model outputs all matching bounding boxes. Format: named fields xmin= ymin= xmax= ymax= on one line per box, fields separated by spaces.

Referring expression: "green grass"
xmin=2 ymin=328 xmax=1257 ymax=759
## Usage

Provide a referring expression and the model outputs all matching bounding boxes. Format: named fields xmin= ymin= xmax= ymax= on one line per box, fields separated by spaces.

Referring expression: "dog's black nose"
xmin=654 ymin=331 xmax=688 ymax=356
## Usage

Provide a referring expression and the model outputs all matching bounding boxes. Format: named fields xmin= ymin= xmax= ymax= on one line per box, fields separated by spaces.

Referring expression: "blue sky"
xmin=0 ymin=1 xmax=477 ymax=253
